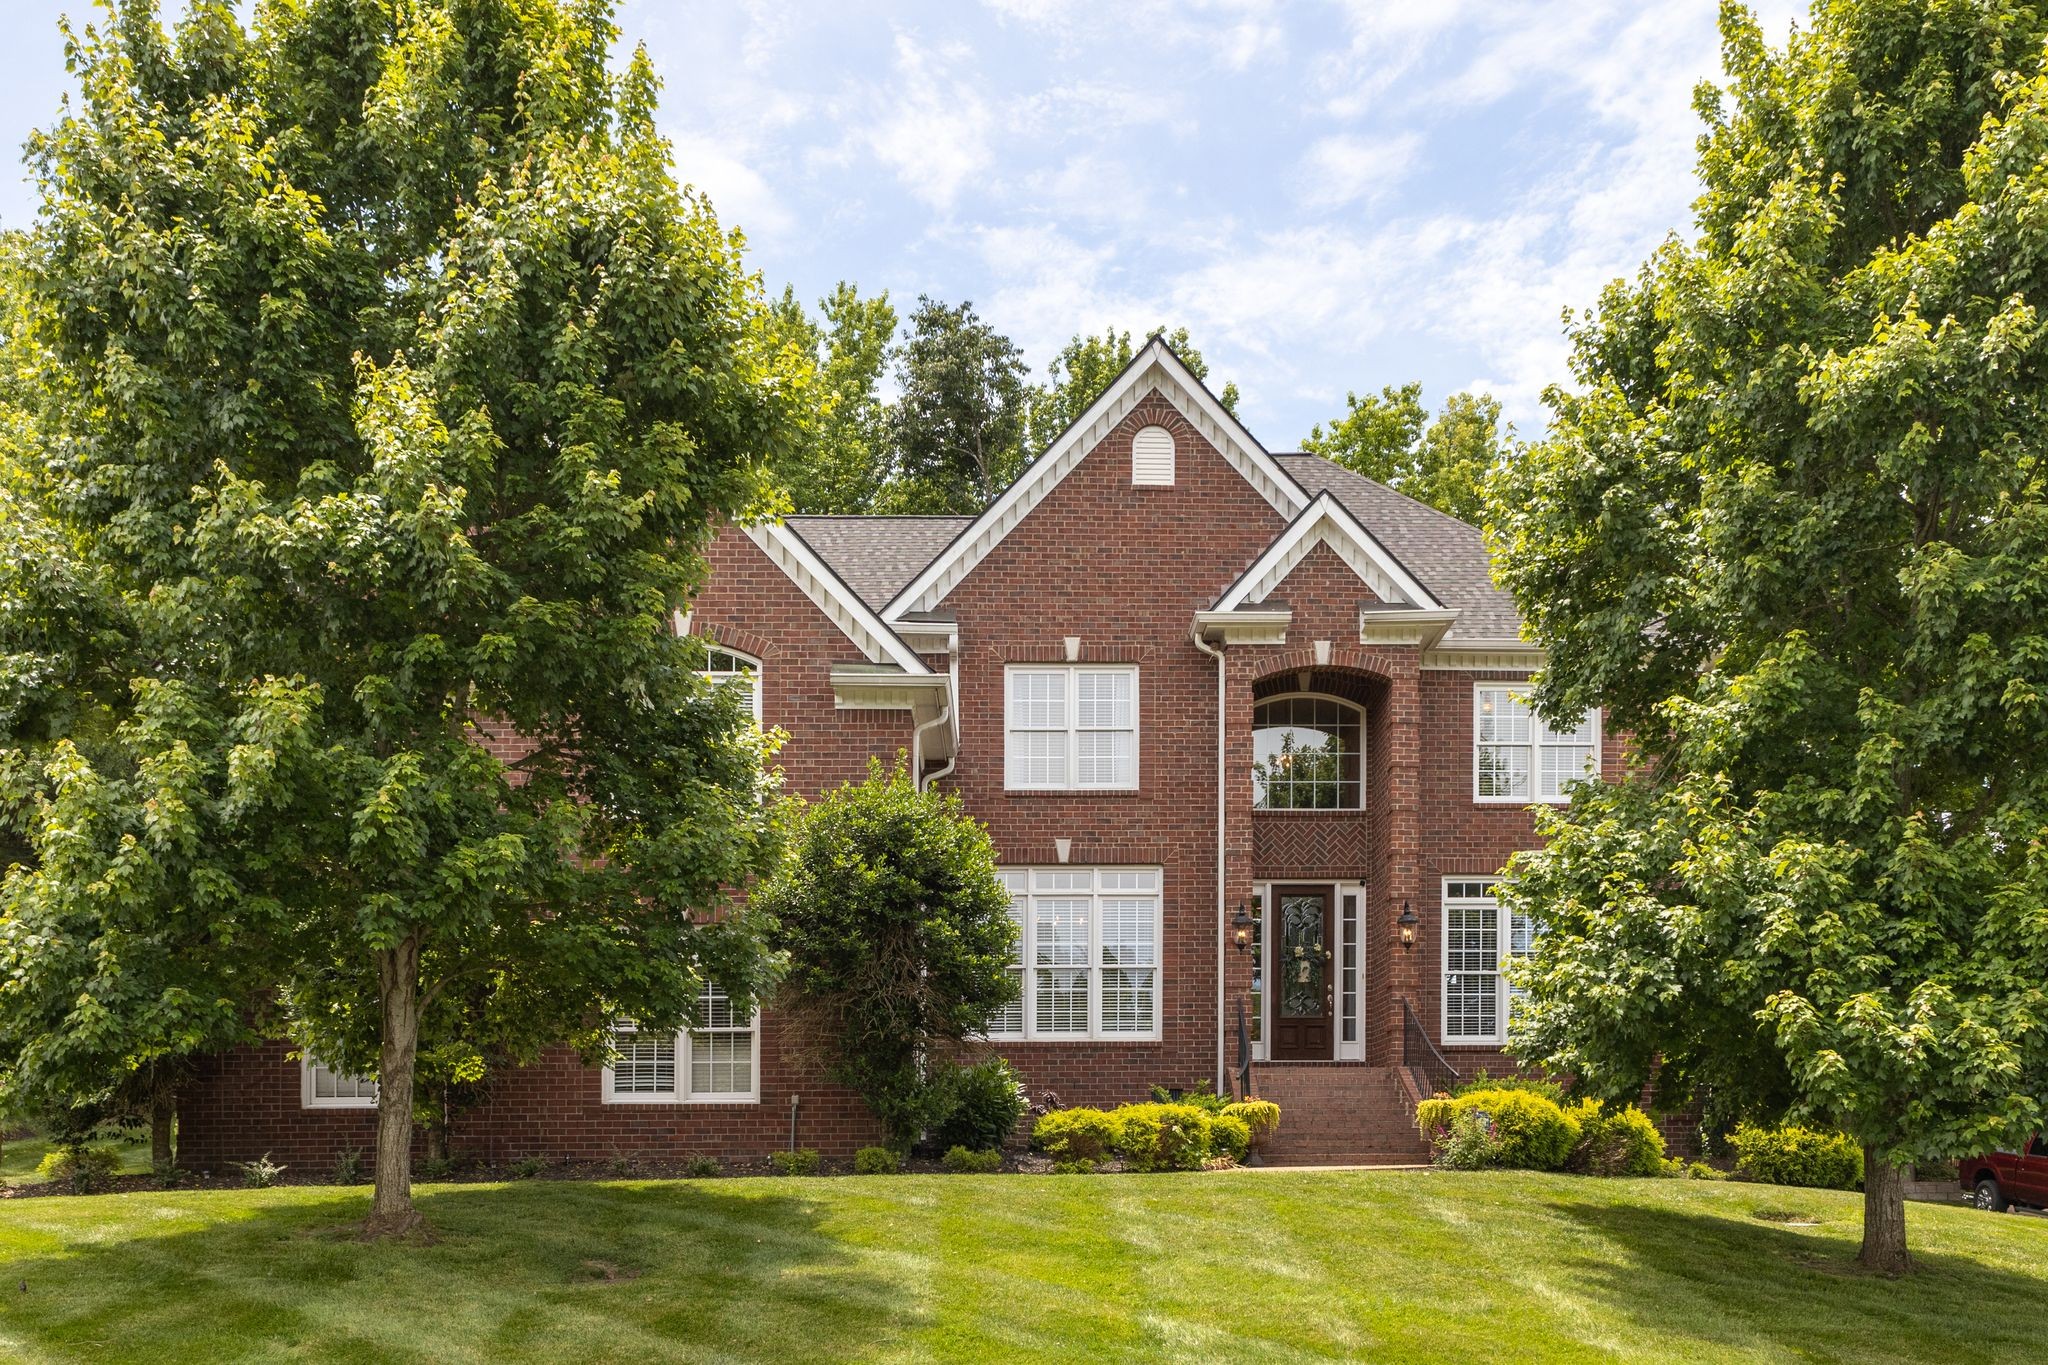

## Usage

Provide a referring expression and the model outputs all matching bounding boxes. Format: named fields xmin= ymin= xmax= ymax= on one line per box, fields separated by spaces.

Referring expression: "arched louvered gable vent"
xmin=1130 ymin=424 xmax=1175 ymax=486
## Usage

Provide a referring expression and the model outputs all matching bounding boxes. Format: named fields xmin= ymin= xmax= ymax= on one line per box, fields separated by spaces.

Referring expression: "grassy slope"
xmin=0 ymin=1170 xmax=2039 ymax=1363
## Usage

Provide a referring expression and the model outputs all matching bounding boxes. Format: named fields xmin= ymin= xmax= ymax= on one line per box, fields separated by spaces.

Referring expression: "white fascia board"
xmin=1193 ymin=609 xmax=1293 ymax=645
xmin=743 ymin=523 xmax=930 ymax=674
xmin=829 ymin=668 xmax=951 ymax=712
xmin=1214 ymin=492 xmax=1444 ymax=612
xmin=882 ymin=337 xmax=1309 ymax=621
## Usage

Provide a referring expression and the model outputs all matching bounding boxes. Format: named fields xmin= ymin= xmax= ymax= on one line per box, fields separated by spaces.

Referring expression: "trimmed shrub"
xmin=1730 ymin=1124 xmax=1862 ymax=1190
xmin=770 ymin=1149 xmax=822 ymax=1176
xmin=1420 ymin=1088 xmax=1579 ymax=1171
xmin=1113 ymin=1103 xmax=1213 ymax=1172
xmin=1221 ymin=1100 xmax=1281 ymax=1149
xmin=853 ymin=1146 xmax=900 ymax=1175
xmin=1568 ymin=1102 xmax=1668 ymax=1177
xmin=1681 ymin=1160 xmax=1727 ymax=1181
xmin=1452 ymin=1068 xmax=1565 ymax=1106
xmin=941 ymin=1146 xmax=1002 ymax=1173
xmin=1032 ymin=1107 xmax=1119 ymax=1163
xmin=37 ymin=1145 xmax=120 ymax=1194
xmin=934 ymin=1056 xmax=1028 ymax=1152
xmin=1205 ymin=1112 xmax=1253 ymax=1162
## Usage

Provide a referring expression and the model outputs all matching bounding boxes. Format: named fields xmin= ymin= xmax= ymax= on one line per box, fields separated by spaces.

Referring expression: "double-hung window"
xmin=301 ymin=1057 xmax=378 ymax=1110
xmin=1474 ymin=684 xmax=1598 ymax=802
xmin=603 ymin=982 xmax=760 ymax=1103
xmin=983 ymin=867 xmax=1161 ymax=1041
xmin=1441 ymin=878 xmax=1537 ymax=1046
xmin=1005 ymin=666 xmax=1138 ymax=790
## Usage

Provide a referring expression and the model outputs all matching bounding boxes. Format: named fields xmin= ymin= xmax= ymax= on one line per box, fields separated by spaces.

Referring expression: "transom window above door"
xmin=1253 ymin=695 xmax=1363 ymax=809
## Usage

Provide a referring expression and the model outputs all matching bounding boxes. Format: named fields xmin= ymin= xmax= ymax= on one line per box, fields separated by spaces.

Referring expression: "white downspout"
xmin=913 ymin=648 xmax=960 ymax=794
xmin=1191 ymin=619 xmax=1227 ymax=1093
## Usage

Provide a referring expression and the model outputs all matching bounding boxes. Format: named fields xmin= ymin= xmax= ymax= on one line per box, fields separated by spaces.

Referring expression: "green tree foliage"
xmin=3 ymin=0 xmax=797 ymax=1235
xmin=756 ymin=761 xmax=1017 ymax=1149
xmin=1302 ymin=383 xmax=1511 ymax=525
xmin=881 ymin=297 xmax=1032 ymax=514
xmin=1488 ymin=0 xmax=2048 ymax=1275
xmin=769 ymin=282 xmax=897 ymax=513
xmin=1028 ymin=326 xmax=1239 ymax=451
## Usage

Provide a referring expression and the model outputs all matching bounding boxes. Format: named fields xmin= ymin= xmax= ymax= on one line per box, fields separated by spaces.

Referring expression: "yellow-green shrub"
xmin=1418 ymin=1088 xmax=1580 ymax=1171
xmin=1730 ymin=1124 xmax=1862 ymax=1190
xmin=1113 ymin=1103 xmax=1212 ymax=1172
xmin=1221 ymin=1100 xmax=1280 ymax=1147
xmin=1567 ymin=1101 xmax=1668 ymax=1177
xmin=1205 ymin=1112 xmax=1252 ymax=1161
xmin=1032 ymin=1107 xmax=1119 ymax=1162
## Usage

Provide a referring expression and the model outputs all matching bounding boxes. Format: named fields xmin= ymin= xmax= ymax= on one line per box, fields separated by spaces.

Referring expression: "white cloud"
xmin=1294 ymin=131 xmax=1422 ymax=211
xmin=853 ymin=35 xmax=996 ymax=212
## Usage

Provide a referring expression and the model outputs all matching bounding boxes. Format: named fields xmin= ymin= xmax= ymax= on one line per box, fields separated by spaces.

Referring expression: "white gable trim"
xmin=743 ymin=523 xmax=931 ymax=674
xmin=1213 ymin=492 xmax=1444 ymax=612
xmin=882 ymin=337 xmax=1309 ymax=620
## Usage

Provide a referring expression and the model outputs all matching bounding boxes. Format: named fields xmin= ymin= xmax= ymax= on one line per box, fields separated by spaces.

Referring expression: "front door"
xmin=1271 ymin=886 xmax=1334 ymax=1060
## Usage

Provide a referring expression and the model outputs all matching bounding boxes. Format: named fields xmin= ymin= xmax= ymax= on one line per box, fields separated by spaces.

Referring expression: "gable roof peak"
xmin=881 ymin=335 xmax=1309 ymax=620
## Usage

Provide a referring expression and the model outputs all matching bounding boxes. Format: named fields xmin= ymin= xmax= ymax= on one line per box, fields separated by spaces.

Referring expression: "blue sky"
xmin=0 ymin=0 xmax=1804 ymax=446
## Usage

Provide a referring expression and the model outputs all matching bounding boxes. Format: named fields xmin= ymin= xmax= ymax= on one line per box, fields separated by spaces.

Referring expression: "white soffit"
xmin=743 ymin=523 xmax=931 ymax=674
xmin=882 ymin=337 xmax=1308 ymax=620
xmin=1213 ymin=492 xmax=1444 ymax=613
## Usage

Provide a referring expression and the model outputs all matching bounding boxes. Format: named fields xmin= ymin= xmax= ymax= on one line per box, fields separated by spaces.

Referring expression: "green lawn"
xmin=0 ymin=1169 xmax=2039 ymax=1362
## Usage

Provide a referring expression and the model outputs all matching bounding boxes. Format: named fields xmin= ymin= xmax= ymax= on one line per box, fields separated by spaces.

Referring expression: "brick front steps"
xmin=1249 ymin=1063 xmax=1432 ymax=1167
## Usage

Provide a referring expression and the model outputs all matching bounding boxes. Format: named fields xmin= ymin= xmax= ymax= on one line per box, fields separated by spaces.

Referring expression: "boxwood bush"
xmin=1568 ymin=1102 xmax=1668 ymax=1177
xmin=1033 ymin=1107 xmax=1120 ymax=1162
xmin=933 ymin=1056 xmax=1028 ymax=1152
xmin=1730 ymin=1123 xmax=1863 ymax=1190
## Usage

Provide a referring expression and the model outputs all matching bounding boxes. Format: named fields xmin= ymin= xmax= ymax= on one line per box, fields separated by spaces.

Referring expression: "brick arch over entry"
xmin=1224 ymin=643 xmax=1424 ymax=1065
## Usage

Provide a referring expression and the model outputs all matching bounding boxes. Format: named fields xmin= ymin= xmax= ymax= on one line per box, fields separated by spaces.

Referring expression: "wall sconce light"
xmin=1397 ymin=901 xmax=1419 ymax=951
xmin=1231 ymin=903 xmax=1253 ymax=954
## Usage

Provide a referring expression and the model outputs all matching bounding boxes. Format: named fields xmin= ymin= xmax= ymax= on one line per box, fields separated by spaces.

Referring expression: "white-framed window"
xmin=1474 ymin=684 xmax=1598 ymax=803
xmin=1253 ymin=693 xmax=1364 ymax=809
xmin=602 ymin=982 xmax=761 ymax=1104
xmin=301 ymin=1056 xmax=378 ymax=1110
xmin=1004 ymin=666 xmax=1138 ymax=791
xmin=983 ymin=867 xmax=1161 ymax=1041
xmin=701 ymin=645 xmax=761 ymax=724
xmin=1441 ymin=878 xmax=1537 ymax=1046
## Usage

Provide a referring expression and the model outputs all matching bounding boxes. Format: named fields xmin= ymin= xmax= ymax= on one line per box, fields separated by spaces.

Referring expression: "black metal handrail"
xmin=1401 ymin=999 xmax=1461 ymax=1094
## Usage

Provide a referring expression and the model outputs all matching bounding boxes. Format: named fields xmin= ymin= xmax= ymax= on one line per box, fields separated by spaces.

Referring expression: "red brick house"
xmin=179 ymin=338 xmax=1608 ymax=1168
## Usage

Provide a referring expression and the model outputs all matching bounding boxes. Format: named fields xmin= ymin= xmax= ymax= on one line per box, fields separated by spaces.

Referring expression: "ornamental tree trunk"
xmin=365 ymin=933 xmax=424 ymax=1238
xmin=1858 ymin=1147 xmax=1911 ymax=1276
xmin=149 ymin=1083 xmax=176 ymax=1171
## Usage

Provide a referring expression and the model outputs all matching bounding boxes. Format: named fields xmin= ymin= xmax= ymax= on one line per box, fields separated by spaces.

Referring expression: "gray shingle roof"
xmin=1274 ymin=453 xmax=1524 ymax=643
xmin=784 ymin=515 xmax=973 ymax=610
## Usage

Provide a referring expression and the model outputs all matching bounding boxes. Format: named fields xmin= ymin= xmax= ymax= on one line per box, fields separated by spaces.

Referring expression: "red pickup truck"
xmin=1963 ymin=1136 xmax=2048 ymax=1211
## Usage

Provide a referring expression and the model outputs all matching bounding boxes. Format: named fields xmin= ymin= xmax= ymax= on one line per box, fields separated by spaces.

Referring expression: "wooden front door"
xmin=1270 ymin=886 xmax=1334 ymax=1060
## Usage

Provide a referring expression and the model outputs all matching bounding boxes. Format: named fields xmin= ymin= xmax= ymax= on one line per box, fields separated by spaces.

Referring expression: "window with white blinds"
xmin=1004 ymin=666 xmax=1138 ymax=790
xmin=984 ymin=867 xmax=1161 ymax=1041
xmin=602 ymin=982 xmax=760 ymax=1103
xmin=301 ymin=1057 xmax=378 ymax=1109
xmin=1441 ymin=878 xmax=1537 ymax=1046
xmin=701 ymin=645 xmax=761 ymax=724
xmin=1474 ymin=684 xmax=1597 ymax=802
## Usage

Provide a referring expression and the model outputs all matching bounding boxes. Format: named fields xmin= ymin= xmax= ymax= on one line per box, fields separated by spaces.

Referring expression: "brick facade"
xmin=179 ymin=365 xmax=1607 ymax=1168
